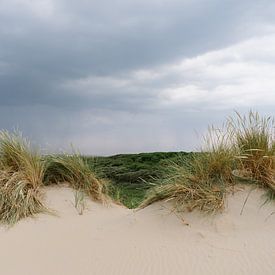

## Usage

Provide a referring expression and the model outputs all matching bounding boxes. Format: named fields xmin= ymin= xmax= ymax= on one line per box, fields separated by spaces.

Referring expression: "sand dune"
xmin=0 ymin=185 xmax=274 ymax=275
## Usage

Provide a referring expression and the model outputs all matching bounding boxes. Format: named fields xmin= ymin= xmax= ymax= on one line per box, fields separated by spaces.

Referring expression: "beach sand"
xmin=0 ymin=185 xmax=274 ymax=275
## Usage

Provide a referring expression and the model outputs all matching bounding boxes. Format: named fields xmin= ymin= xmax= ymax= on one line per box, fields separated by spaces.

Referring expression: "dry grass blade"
xmin=44 ymin=153 xmax=108 ymax=205
xmin=142 ymin=110 xmax=275 ymax=214
xmin=74 ymin=190 xmax=85 ymax=215
xmin=0 ymin=131 xmax=47 ymax=225
xmin=228 ymin=111 xmax=275 ymax=192
xmin=201 ymin=125 xmax=236 ymax=183
xmin=141 ymin=155 xmax=227 ymax=213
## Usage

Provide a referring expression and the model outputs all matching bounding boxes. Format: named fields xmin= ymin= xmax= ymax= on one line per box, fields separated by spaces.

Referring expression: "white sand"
xmin=0 ymin=185 xmax=274 ymax=275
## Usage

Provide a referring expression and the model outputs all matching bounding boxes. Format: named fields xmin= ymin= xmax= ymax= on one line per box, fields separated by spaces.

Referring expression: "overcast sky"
xmin=0 ymin=0 xmax=274 ymax=155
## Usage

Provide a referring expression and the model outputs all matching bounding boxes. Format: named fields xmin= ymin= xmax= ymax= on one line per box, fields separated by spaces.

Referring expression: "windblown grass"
xmin=0 ymin=131 xmax=108 ymax=223
xmin=200 ymin=125 xmax=236 ymax=183
xmin=228 ymin=111 xmax=275 ymax=191
xmin=140 ymin=155 xmax=227 ymax=212
xmin=0 ymin=131 xmax=47 ymax=224
xmin=142 ymin=110 xmax=275 ymax=213
xmin=44 ymin=153 xmax=108 ymax=204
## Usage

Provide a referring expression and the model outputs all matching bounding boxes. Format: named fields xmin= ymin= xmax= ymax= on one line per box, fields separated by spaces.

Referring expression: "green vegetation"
xmin=86 ymin=152 xmax=190 ymax=183
xmin=85 ymin=152 xmax=192 ymax=208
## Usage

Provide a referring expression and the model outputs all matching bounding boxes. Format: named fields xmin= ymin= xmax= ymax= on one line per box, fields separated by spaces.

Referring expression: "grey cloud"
xmin=0 ymin=0 xmax=274 ymax=154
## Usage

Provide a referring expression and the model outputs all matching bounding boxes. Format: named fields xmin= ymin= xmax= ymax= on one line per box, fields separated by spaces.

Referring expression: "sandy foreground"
xmin=0 ymin=185 xmax=274 ymax=275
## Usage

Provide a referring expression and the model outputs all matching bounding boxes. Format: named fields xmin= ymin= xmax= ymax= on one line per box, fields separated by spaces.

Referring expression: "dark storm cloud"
xmin=0 ymin=0 xmax=274 ymax=154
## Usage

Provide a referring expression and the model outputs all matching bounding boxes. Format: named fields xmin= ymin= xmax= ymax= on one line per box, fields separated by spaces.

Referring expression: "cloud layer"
xmin=0 ymin=0 xmax=274 ymax=154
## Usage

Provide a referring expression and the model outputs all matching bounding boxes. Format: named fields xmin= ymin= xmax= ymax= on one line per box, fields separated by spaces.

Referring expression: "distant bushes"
xmin=85 ymin=152 xmax=192 ymax=208
xmin=87 ymin=152 xmax=190 ymax=184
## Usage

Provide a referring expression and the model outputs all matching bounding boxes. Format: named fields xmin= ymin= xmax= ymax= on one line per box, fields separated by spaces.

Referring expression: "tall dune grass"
xmin=0 ymin=131 xmax=108 ymax=223
xmin=0 ymin=131 xmax=47 ymax=224
xmin=201 ymin=125 xmax=236 ymax=183
xmin=142 ymin=111 xmax=275 ymax=212
xmin=140 ymin=154 xmax=227 ymax=212
xmin=44 ymin=153 xmax=108 ymax=204
xmin=228 ymin=111 xmax=275 ymax=191
xmin=141 ymin=126 xmax=235 ymax=212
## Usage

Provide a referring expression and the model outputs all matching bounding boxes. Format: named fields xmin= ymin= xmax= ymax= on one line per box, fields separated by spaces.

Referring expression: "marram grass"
xmin=0 ymin=131 xmax=108 ymax=224
xmin=141 ymin=153 xmax=229 ymax=213
xmin=44 ymin=153 xmax=108 ymax=204
xmin=0 ymin=131 xmax=47 ymax=225
xmin=142 ymin=110 xmax=275 ymax=213
xmin=228 ymin=111 xmax=275 ymax=191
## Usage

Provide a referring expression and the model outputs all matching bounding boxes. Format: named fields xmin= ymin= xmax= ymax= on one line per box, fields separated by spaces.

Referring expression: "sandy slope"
xmin=0 ymin=185 xmax=274 ymax=275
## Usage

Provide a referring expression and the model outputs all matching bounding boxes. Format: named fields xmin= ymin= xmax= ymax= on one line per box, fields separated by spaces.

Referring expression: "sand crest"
xmin=0 ymin=185 xmax=274 ymax=275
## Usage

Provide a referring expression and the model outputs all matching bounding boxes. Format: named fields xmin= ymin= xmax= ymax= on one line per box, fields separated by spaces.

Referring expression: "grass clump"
xmin=228 ymin=111 xmax=275 ymax=191
xmin=199 ymin=125 xmax=236 ymax=183
xmin=142 ymin=110 xmax=275 ymax=213
xmin=141 ymin=151 xmax=232 ymax=213
xmin=44 ymin=153 xmax=108 ymax=205
xmin=0 ymin=131 xmax=47 ymax=225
